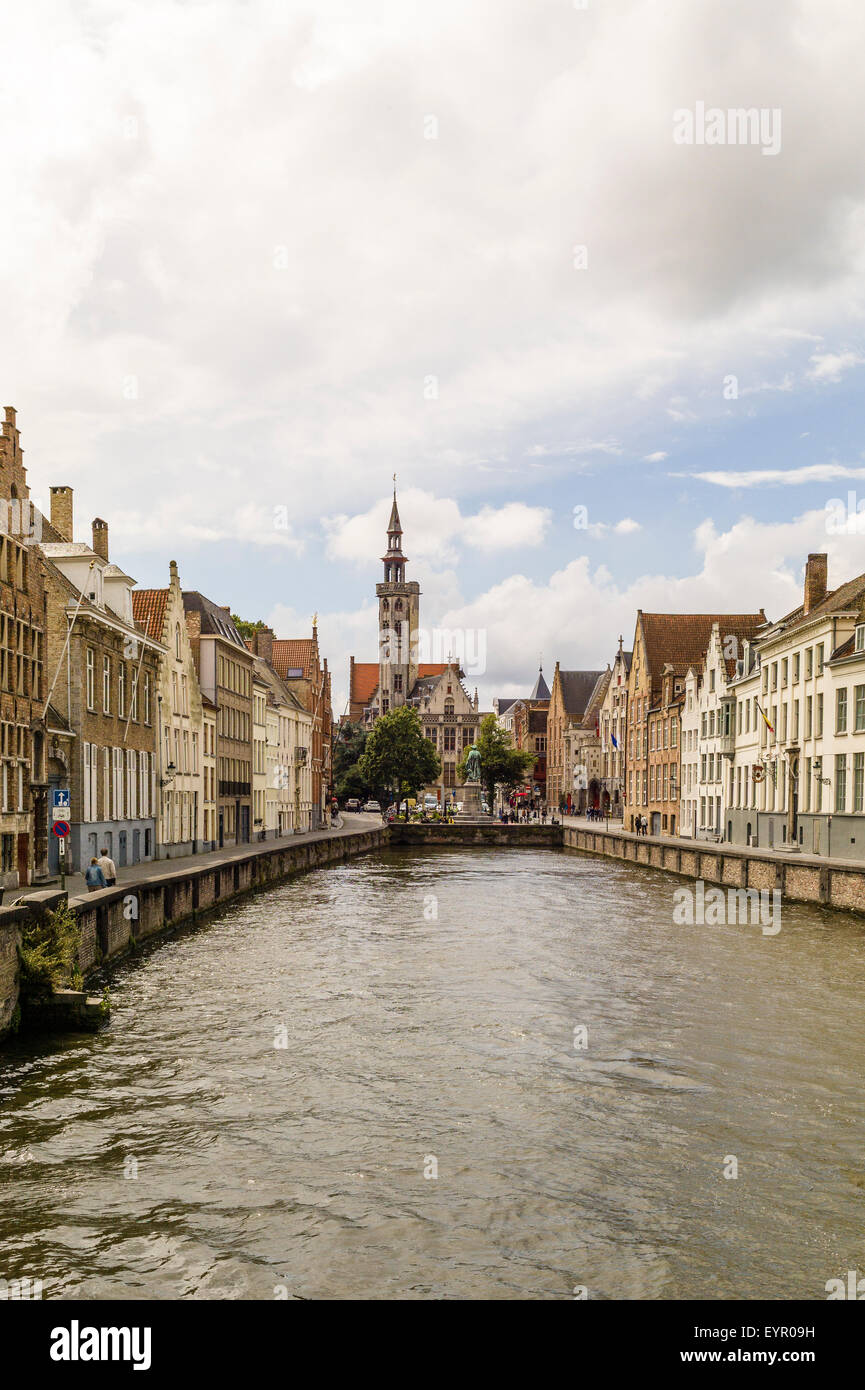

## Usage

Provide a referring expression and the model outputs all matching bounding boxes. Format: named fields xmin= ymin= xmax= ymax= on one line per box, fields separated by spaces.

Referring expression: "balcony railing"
xmin=218 ymin=781 xmax=251 ymax=798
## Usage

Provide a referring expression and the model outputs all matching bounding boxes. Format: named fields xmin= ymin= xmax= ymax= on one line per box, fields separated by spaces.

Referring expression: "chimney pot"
xmin=49 ymin=486 xmax=74 ymax=542
xmin=92 ymin=516 xmax=109 ymax=562
xmin=804 ymin=553 xmax=828 ymax=615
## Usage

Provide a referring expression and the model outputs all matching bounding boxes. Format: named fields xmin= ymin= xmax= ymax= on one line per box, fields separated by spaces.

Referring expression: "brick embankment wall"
xmin=0 ymin=910 xmax=25 ymax=1036
xmin=387 ymin=823 xmax=564 ymax=848
xmin=0 ymin=825 xmax=386 ymax=1041
xmin=563 ymin=825 xmax=865 ymax=912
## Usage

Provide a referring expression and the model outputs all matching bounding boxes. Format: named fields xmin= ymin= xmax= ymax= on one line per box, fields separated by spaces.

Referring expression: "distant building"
xmin=133 ymin=560 xmax=208 ymax=858
xmin=546 ymin=664 xmax=606 ymax=810
xmin=183 ymin=592 xmax=254 ymax=847
xmin=347 ymin=489 xmax=448 ymax=726
xmin=41 ymin=496 xmax=161 ymax=874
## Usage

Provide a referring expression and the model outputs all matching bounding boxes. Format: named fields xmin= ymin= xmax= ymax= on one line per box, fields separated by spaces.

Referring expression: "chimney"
xmin=50 ymin=485 xmax=73 ymax=542
xmin=254 ymin=626 xmax=274 ymax=664
xmin=92 ymin=517 xmax=109 ymax=562
xmin=804 ymin=553 xmax=828 ymax=615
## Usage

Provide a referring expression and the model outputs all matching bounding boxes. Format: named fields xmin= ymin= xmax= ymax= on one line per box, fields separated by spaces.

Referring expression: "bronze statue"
xmin=465 ymin=744 xmax=482 ymax=783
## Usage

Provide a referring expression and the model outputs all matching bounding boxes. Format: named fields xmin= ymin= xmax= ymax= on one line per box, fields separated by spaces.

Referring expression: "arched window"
xmin=175 ymin=623 xmax=182 ymax=660
xmin=444 ymin=698 xmax=454 ymax=716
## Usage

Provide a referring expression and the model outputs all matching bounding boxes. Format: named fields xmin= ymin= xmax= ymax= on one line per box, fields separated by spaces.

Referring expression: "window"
xmin=856 ymin=625 xmax=865 ymax=654
xmin=856 ymin=685 xmax=865 ymax=732
xmin=86 ymin=648 xmax=95 ymax=710
xmin=143 ymin=673 xmax=151 ymax=725
xmin=836 ymin=688 xmax=848 ymax=734
xmin=127 ymin=749 xmax=137 ymax=818
xmin=855 ymin=752 xmax=865 ymax=814
xmin=103 ymin=655 xmax=111 ymax=713
xmin=175 ymin=623 xmax=182 ymax=660
xmin=835 ymin=753 xmax=847 ymax=813
xmin=793 ymin=653 xmax=800 ymax=682
xmin=805 ymin=648 xmax=813 ymax=678
xmin=816 ymin=693 xmax=824 ymax=737
xmin=118 ymin=664 xmax=126 ymax=718
xmin=817 ymin=643 xmax=825 ymax=673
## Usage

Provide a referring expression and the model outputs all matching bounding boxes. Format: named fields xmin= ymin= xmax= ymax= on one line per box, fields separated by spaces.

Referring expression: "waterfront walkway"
xmin=561 ymin=813 xmax=865 ymax=872
xmin=17 ymin=814 xmax=382 ymax=901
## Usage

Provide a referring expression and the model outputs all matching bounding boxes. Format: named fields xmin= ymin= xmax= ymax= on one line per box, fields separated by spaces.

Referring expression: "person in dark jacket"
xmin=85 ymin=858 xmax=106 ymax=892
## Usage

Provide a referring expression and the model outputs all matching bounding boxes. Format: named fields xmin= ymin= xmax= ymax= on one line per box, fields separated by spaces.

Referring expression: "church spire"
xmin=381 ymin=477 xmax=407 ymax=578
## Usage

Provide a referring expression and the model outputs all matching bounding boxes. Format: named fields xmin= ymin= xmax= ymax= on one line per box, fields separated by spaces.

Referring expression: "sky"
xmin=3 ymin=0 xmax=865 ymax=716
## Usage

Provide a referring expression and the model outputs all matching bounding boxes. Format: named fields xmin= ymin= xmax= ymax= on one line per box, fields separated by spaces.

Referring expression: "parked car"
xmin=363 ymin=800 xmax=381 ymax=813
xmin=345 ymin=798 xmax=361 ymax=812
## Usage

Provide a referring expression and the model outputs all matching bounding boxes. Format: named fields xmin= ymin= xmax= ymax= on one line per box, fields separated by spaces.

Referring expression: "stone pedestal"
xmin=455 ymin=782 xmax=490 ymax=822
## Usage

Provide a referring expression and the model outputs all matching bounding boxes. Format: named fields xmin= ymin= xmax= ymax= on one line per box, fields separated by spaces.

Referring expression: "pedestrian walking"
xmin=85 ymin=858 xmax=107 ymax=892
xmin=98 ymin=847 xmax=117 ymax=887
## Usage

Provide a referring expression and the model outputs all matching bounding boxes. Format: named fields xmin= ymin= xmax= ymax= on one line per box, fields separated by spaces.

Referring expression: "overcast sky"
xmin=4 ymin=0 xmax=865 ymax=713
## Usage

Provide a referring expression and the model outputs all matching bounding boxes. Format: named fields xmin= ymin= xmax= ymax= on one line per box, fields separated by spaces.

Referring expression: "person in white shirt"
xmin=98 ymin=848 xmax=117 ymax=887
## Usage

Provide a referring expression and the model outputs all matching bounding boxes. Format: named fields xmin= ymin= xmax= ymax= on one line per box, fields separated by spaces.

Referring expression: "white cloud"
xmin=322 ymin=490 xmax=551 ymax=566
xmin=1 ymin=0 xmax=863 ymax=541
xmin=807 ymin=351 xmax=865 ymax=382
xmin=613 ymin=517 xmax=641 ymax=534
xmin=677 ymin=463 xmax=865 ymax=489
xmin=644 ymin=451 xmax=668 ymax=462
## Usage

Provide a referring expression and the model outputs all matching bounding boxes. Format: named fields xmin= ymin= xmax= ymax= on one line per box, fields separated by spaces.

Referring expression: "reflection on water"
xmin=2 ymin=847 xmax=865 ymax=1300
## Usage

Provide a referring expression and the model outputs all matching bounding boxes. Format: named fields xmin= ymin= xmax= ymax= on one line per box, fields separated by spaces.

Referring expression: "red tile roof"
xmin=273 ymin=639 xmax=316 ymax=681
xmin=639 ymin=612 xmax=766 ymax=681
xmin=350 ymin=662 xmax=379 ymax=707
xmin=349 ymin=661 xmax=449 ymax=711
xmin=132 ymin=589 xmax=169 ymax=642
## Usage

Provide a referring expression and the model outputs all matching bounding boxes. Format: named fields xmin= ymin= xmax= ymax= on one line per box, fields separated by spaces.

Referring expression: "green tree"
xmin=333 ymin=721 xmax=373 ymax=802
xmin=457 ymin=713 xmax=535 ymax=811
xmin=232 ymin=615 xmax=267 ymax=641
xmin=357 ymin=705 xmax=440 ymax=817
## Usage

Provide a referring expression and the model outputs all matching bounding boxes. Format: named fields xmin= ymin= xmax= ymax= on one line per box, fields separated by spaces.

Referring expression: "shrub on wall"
xmin=18 ymin=903 xmax=82 ymax=997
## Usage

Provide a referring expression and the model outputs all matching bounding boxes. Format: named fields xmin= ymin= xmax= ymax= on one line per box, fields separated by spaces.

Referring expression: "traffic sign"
xmin=52 ymin=789 xmax=70 ymax=809
xmin=51 ymin=805 xmax=69 ymax=821
xmin=52 ymin=821 xmax=70 ymax=838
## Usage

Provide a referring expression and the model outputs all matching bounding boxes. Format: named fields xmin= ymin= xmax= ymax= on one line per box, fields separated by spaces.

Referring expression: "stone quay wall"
xmin=387 ymin=822 xmax=564 ymax=848
xmin=563 ymin=824 xmax=865 ymax=912
xmin=0 ymin=824 xmax=385 ymax=1041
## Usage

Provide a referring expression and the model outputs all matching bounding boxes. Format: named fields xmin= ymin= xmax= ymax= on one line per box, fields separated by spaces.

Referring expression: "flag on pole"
xmin=756 ymin=701 xmax=774 ymax=734
xmin=611 ymin=733 xmax=619 ymax=749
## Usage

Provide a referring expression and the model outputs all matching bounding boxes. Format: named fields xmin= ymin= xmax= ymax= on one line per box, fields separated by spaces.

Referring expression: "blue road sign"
xmin=52 ymin=789 xmax=70 ymax=809
xmin=52 ymin=821 xmax=70 ymax=838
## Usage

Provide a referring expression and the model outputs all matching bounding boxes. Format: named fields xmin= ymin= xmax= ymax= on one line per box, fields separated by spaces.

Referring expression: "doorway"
xmin=16 ymin=833 xmax=29 ymax=887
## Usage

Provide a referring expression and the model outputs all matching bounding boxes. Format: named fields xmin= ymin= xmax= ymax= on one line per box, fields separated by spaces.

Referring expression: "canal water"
xmin=2 ymin=846 xmax=865 ymax=1300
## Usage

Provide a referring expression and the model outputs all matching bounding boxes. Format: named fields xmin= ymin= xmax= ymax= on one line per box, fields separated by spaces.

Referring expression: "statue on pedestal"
xmin=465 ymin=744 xmax=482 ymax=783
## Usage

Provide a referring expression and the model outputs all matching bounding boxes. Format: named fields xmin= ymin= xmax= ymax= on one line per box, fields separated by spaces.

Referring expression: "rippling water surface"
xmin=2 ymin=846 xmax=865 ymax=1300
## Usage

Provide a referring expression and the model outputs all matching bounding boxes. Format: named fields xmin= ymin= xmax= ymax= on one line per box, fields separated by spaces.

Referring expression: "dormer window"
xmin=856 ymin=624 xmax=865 ymax=653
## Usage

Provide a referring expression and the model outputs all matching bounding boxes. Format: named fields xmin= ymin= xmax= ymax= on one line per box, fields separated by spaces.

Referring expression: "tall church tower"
xmin=376 ymin=486 xmax=420 ymax=714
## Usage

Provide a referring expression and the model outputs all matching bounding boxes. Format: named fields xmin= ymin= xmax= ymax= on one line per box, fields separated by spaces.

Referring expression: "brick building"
xmin=183 ymin=592 xmax=254 ymax=847
xmin=0 ymin=407 xmax=48 ymax=888
xmin=625 ymin=610 xmax=765 ymax=836
xmin=40 ymin=496 xmax=161 ymax=873
xmin=270 ymin=625 xmax=332 ymax=828
xmin=546 ymin=664 xmax=605 ymax=810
